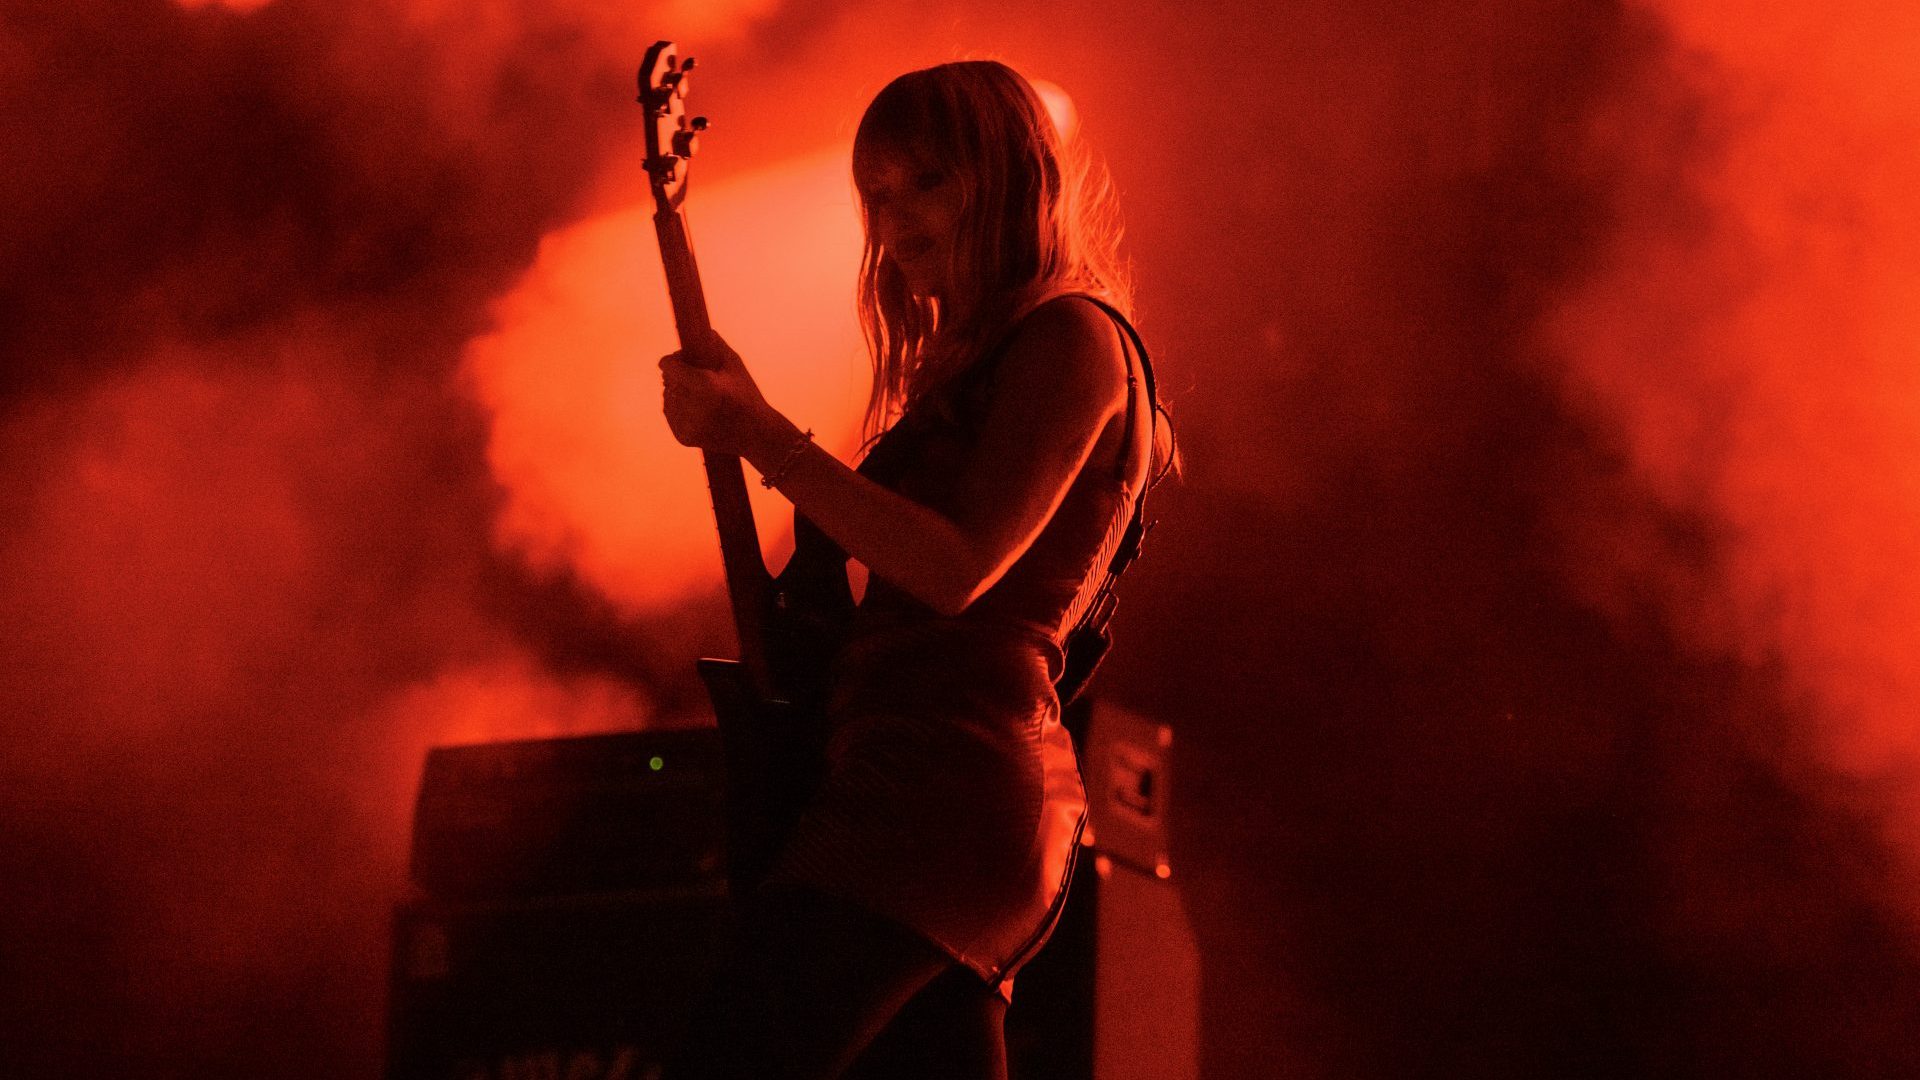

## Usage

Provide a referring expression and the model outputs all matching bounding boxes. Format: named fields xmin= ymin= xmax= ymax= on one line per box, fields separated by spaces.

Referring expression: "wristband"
xmin=759 ymin=427 xmax=815 ymax=488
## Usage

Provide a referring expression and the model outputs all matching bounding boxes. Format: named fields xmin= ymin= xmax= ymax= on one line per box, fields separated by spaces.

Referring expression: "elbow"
xmin=927 ymin=583 xmax=977 ymax=619
xmin=918 ymin=532 xmax=1004 ymax=617
xmin=927 ymin=565 xmax=992 ymax=618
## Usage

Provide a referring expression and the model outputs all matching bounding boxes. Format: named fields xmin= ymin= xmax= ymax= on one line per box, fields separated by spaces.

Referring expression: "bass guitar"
xmin=637 ymin=41 xmax=851 ymax=898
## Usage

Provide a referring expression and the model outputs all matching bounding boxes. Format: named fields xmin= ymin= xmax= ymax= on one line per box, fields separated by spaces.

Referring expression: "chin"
xmin=888 ymin=258 xmax=942 ymax=300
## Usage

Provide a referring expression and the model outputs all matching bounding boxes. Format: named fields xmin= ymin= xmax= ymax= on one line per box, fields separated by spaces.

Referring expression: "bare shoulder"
xmin=992 ymin=294 xmax=1129 ymax=414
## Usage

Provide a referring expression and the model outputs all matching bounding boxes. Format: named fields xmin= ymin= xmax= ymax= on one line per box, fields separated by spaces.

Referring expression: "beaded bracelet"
xmin=759 ymin=427 xmax=814 ymax=488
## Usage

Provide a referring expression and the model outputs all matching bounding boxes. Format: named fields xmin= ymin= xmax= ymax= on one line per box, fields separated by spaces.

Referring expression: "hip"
xmin=829 ymin=617 xmax=1060 ymax=714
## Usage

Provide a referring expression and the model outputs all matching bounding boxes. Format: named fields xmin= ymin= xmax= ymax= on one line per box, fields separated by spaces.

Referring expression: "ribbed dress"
xmin=762 ymin=294 xmax=1149 ymax=1003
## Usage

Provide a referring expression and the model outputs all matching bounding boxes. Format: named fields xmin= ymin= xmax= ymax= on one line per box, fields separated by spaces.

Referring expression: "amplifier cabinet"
xmin=409 ymin=728 xmax=728 ymax=902
xmin=386 ymin=883 xmax=732 ymax=1080
xmin=1008 ymin=698 xmax=1201 ymax=1080
xmin=1085 ymin=699 xmax=1201 ymax=1080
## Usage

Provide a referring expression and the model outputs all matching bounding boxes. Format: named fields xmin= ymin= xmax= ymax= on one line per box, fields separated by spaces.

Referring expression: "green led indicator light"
xmin=649 ymin=756 xmax=665 ymax=772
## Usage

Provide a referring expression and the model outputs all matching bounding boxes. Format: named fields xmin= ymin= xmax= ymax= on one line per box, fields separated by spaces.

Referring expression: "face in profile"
xmin=854 ymin=148 xmax=964 ymax=300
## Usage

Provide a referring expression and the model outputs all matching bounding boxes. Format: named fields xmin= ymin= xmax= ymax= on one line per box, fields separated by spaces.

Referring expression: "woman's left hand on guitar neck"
xmin=659 ymin=331 xmax=788 ymax=460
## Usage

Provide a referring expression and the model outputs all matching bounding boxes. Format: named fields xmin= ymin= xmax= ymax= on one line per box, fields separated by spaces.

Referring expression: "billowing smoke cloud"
xmin=0 ymin=1 xmax=772 ymax=1075
xmin=464 ymin=149 xmax=870 ymax=612
xmin=1081 ymin=1 xmax=1920 ymax=1077
xmin=1528 ymin=2 xmax=1920 ymax=1071
xmin=1551 ymin=0 xmax=1920 ymax=783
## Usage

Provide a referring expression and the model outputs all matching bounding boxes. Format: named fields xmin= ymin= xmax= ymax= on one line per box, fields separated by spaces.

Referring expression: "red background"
xmin=5 ymin=1 xmax=1920 ymax=1077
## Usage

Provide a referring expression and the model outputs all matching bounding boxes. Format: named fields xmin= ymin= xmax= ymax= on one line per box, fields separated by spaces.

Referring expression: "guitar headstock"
xmin=638 ymin=41 xmax=709 ymax=213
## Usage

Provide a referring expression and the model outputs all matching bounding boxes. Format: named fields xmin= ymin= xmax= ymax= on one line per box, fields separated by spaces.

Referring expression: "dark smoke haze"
xmin=3 ymin=1 xmax=1918 ymax=1078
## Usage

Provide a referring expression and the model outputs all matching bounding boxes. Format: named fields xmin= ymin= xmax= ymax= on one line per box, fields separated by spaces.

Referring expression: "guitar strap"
xmin=1050 ymin=293 xmax=1161 ymax=707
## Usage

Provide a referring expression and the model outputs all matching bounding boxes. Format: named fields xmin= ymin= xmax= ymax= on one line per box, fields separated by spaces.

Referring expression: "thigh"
xmin=664 ymin=885 xmax=954 ymax=1080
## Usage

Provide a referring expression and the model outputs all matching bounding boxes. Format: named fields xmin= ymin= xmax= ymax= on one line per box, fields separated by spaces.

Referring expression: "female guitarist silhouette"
xmin=657 ymin=59 xmax=1175 ymax=1080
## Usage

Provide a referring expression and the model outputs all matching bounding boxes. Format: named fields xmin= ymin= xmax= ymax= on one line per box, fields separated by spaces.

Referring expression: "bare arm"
xmin=740 ymin=298 xmax=1128 ymax=616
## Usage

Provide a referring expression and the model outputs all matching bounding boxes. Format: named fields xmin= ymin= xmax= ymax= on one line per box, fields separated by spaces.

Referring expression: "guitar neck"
xmin=654 ymin=208 xmax=779 ymax=697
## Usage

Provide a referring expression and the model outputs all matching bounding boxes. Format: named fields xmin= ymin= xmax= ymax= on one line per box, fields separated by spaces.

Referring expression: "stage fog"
xmin=4 ymin=1 xmax=1919 ymax=1077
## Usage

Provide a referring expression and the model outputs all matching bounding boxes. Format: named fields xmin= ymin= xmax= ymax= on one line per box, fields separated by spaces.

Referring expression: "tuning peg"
xmin=690 ymin=116 xmax=710 ymax=131
xmin=663 ymin=57 xmax=697 ymax=98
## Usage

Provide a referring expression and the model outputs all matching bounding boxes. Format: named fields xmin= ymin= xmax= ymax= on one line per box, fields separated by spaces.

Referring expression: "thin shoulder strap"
xmin=1057 ymin=292 xmax=1159 ymax=581
xmin=1057 ymin=293 xmax=1157 ymax=485
xmin=1044 ymin=294 xmax=1163 ymax=704
xmin=957 ymin=291 xmax=1162 ymax=565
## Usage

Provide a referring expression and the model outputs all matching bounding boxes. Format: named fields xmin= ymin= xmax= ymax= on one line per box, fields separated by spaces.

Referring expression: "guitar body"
xmin=695 ymin=659 xmax=820 ymax=896
xmin=639 ymin=43 xmax=854 ymax=897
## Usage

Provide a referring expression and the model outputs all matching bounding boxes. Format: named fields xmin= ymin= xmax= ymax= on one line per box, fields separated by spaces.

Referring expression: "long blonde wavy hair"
xmin=852 ymin=60 xmax=1136 ymax=447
